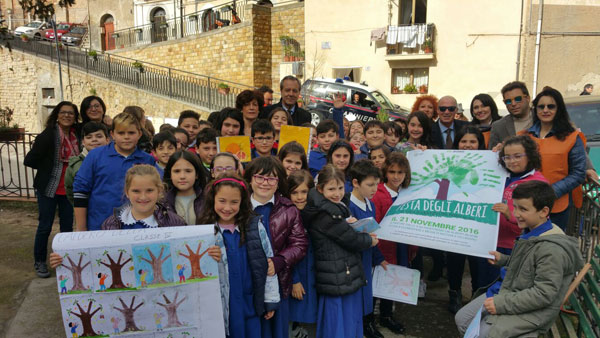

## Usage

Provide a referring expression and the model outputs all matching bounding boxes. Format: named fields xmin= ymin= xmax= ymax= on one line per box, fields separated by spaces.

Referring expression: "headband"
xmin=213 ymin=178 xmax=247 ymax=189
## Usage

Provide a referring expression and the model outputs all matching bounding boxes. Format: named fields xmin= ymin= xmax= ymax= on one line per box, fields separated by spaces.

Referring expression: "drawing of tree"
xmin=178 ymin=241 xmax=209 ymax=279
xmin=139 ymin=245 xmax=171 ymax=284
xmin=67 ymin=299 xmax=101 ymax=337
xmin=61 ymin=252 xmax=90 ymax=291
xmin=411 ymin=153 xmax=500 ymax=200
xmin=113 ymin=296 xmax=144 ymax=332
xmin=96 ymin=249 xmax=132 ymax=289
xmin=156 ymin=291 xmax=188 ymax=328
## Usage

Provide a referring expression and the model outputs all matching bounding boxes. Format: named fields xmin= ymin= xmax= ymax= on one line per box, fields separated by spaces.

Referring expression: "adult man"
xmin=580 ymin=83 xmax=593 ymax=95
xmin=258 ymin=85 xmax=275 ymax=107
xmin=260 ymin=75 xmax=312 ymax=126
xmin=488 ymin=81 xmax=532 ymax=149
xmin=431 ymin=96 xmax=469 ymax=150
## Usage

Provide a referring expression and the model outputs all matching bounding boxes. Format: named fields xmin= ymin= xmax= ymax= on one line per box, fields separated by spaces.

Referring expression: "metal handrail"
xmin=0 ymin=133 xmax=38 ymax=200
xmin=567 ymin=177 xmax=600 ymax=262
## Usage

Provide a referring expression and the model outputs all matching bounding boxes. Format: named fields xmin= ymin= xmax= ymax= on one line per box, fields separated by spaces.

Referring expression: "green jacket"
xmin=486 ymin=224 xmax=584 ymax=338
xmin=64 ymin=151 xmax=86 ymax=205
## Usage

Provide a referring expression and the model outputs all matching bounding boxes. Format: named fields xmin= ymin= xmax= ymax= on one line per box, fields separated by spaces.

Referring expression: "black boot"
xmin=379 ymin=315 xmax=405 ymax=334
xmin=363 ymin=314 xmax=384 ymax=338
xmin=448 ymin=289 xmax=462 ymax=314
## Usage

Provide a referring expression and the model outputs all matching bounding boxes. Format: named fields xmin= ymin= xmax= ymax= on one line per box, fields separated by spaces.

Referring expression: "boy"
xmin=195 ymin=127 xmax=217 ymax=178
xmin=357 ymin=120 xmax=385 ymax=160
xmin=172 ymin=127 xmax=189 ymax=150
xmin=383 ymin=121 xmax=403 ymax=150
xmin=73 ymin=112 xmax=156 ymax=231
xmin=251 ymin=119 xmax=276 ymax=159
xmin=308 ymin=119 xmax=339 ymax=177
xmin=178 ymin=110 xmax=201 ymax=151
xmin=455 ymin=181 xmax=584 ymax=337
xmin=64 ymin=122 xmax=109 ymax=204
xmin=152 ymin=131 xmax=177 ymax=170
xmin=347 ymin=159 xmax=389 ymax=338
xmin=198 ymin=120 xmax=213 ymax=131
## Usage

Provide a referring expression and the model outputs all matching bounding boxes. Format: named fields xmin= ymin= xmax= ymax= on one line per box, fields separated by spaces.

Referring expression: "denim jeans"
xmin=34 ymin=192 xmax=73 ymax=262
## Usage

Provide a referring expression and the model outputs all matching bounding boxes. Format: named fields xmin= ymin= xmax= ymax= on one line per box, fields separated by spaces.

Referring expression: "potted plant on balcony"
xmin=279 ymin=35 xmax=291 ymax=46
xmin=218 ymin=83 xmax=230 ymax=95
xmin=0 ymin=107 xmax=24 ymax=142
xmin=87 ymin=50 xmax=98 ymax=61
xmin=403 ymin=83 xmax=418 ymax=94
xmin=391 ymin=86 xmax=400 ymax=94
xmin=283 ymin=45 xmax=292 ymax=62
xmin=21 ymin=34 xmax=30 ymax=42
xmin=419 ymin=84 xmax=428 ymax=94
xmin=424 ymin=38 xmax=433 ymax=53
xmin=132 ymin=61 xmax=144 ymax=73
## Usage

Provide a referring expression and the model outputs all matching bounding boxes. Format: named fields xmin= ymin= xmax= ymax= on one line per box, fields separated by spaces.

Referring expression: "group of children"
xmin=43 ymin=101 xmax=583 ymax=338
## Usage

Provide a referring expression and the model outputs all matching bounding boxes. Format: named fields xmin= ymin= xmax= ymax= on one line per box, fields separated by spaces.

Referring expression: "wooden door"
xmin=103 ymin=22 xmax=115 ymax=50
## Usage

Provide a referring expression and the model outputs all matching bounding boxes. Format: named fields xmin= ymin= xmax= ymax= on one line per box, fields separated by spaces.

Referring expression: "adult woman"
xmin=214 ymin=107 xmax=244 ymax=136
xmin=24 ymin=101 xmax=80 ymax=278
xmin=236 ymin=89 xmax=264 ymax=136
xmin=80 ymin=96 xmax=111 ymax=126
xmin=469 ymin=93 xmax=501 ymax=148
xmin=521 ymin=87 xmax=586 ymax=230
xmin=411 ymin=94 xmax=438 ymax=121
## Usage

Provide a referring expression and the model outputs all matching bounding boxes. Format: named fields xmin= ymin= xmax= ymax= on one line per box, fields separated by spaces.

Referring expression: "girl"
xmin=277 ymin=141 xmax=308 ymax=176
xmin=197 ymin=174 xmax=280 ymax=338
xmin=215 ymin=107 xmax=244 ymax=137
xmin=349 ymin=120 xmax=364 ymax=138
xmin=243 ymin=157 xmax=308 ymax=338
xmin=80 ymin=95 xmax=111 ymax=127
xmin=326 ymin=140 xmax=355 ymax=193
xmin=469 ymin=93 xmax=501 ymax=148
xmin=383 ymin=121 xmax=403 ymax=150
xmin=287 ymin=171 xmax=317 ymax=338
xmin=302 ymin=164 xmax=378 ymax=338
xmin=268 ymin=108 xmax=292 ymax=142
xmin=371 ymin=152 xmax=411 ymax=334
xmin=163 ymin=150 xmax=208 ymax=225
xmin=349 ymin=132 xmax=365 ymax=154
xmin=396 ymin=111 xmax=433 ymax=153
xmin=211 ymin=152 xmax=244 ymax=178
xmin=368 ymin=145 xmax=390 ymax=170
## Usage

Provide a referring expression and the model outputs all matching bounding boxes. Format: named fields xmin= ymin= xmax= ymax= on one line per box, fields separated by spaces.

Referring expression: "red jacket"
xmin=372 ymin=183 xmax=398 ymax=264
xmin=268 ymin=193 xmax=308 ymax=298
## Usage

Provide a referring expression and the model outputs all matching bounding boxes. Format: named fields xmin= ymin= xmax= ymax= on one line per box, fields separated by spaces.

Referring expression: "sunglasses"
xmin=439 ymin=106 xmax=457 ymax=113
xmin=536 ymin=104 xmax=557 ymax=110
xmin=503 ymin=96 xmax=524 ymax=105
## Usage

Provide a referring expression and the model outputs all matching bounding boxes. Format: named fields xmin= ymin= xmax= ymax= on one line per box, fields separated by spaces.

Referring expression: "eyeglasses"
xmin=212 ymin=166 xmax=235 ymax=173
xmin=503 ymin=96 xmax=523 ymax=105
xmin=89 ymin=104 xmax=102 ymax=109
xmin=253 ymin=136 xmax=274 ymax=143
xmin=253 ymin=174 xmax=279 ymax=186
xmin=502 ymin=153 xmax=526 ymax=162
xmin=59 ymin=111 xmax=76 ymax=116
xmin=439 ymin=106 xmax=457 ymax=113
xmin=536 ymin=104 xmax=557 ymax=111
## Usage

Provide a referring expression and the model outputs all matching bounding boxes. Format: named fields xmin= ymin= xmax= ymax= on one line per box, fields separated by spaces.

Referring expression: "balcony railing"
xmin=386 ymin=23 xmax=435 ymax=57
xmin=567 ymin=178 xmax=600 ymax=262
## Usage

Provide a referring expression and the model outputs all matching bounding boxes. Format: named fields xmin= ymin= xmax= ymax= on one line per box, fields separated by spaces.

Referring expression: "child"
xmin=197 ymin=174 xmax=280 ymax=337
xmin=214 ymin=108 xmax=244 ymax=137
xmin=301 ymin=122 xmax=318 ymax=150
xmin=357 ymin=120 xmax=385 ymax=160
xmin=198 ymin=120 xmax=212 ymax=131
xmin=195 ymin=127 xmax=218 ymax=179
xmin=211 ymin=152 xmax=243 ymax=178
xmin=326 ymin=140 xmax=354 ymax=193
xmin=178 ymin=110 xmax=201 ymax=151
xmin=278 ymin=141 xmax=308 ymax=176
xmin=98 ymin=273 xmax=108 ymax=291
xmin=349 ymin=132 xmax=365 ymax=154
xmin=243 ymin=157 xmax=308 ymax=338
xmin=308 ymin=119 xmax=339 ymax=177
xmin=172 ymin=128 xmax=190 ymax=150
xmin=349 ymin=120 xmax=364 ymax=137
xmin=383 ymin=121 xmax=403 ymax=150
xmin=69 ymin=322 xmax=78 ymax=338
xmin=59 ymin=275 xmax=69 ymax=294
xmin=139 ymin=269 xmax=148 ymax=287
xmin=73 ymin=112 xmax=157 ymax=231
xmin=123 ymin=105 xmax=153 ymax=153
xmin=65 ymin=121 xmax=109 ymax=204
xmin=177 ymin=264 xmax=186 ymax=283
xmin=302 ymin=164 xmax=378 ymax=338
xmin=268 ymin=107 xmax=292 ymax=142
xmin=393 ymin=118 xmax=408 ymax=139
xmin=371 ymin=152 xmax=411 ymax=334
xmin=368 ymin=145 xmax=390 ymax=170
xmin=163 ymin=150 xmax=207 ymax=225
xmin=151 ymin=131 xmax=177 ymax=170
xmin=396 ymin=111 xmax=433 ymax=153
xmin=347 ymin=160 xmax=388 ymax=338
xmin=455 ymin=181 xmax=584 ymax=337
xmin=251 ymin=119 xmax=277 ymax=158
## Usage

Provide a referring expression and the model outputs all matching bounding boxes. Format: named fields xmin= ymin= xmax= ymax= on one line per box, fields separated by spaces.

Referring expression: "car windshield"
xmin=568 ymin=101 xmax=600 ymax=140
xmin=370 ymin=91 xmax=395 ymax=110
xmin=57 ymin=24 xmax=70 ymax=30
xmin=25 ymin=22 xmax=41 ymax=28
xmin=70 ymin=27 xmax=86 ymax=34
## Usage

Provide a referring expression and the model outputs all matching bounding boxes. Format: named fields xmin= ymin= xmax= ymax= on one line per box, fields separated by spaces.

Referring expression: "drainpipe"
xmin=532 ymin=0 xmax=543 ymax=95
xmin=515 ymin=0 xmax=525 ymax=80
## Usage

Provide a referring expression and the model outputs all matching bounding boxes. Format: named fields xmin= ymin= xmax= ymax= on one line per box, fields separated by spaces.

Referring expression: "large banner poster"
xmin=376 ymin=150 xmax=508 ymax=259
xmin=52 ymin=225 xmax=225 ymax=338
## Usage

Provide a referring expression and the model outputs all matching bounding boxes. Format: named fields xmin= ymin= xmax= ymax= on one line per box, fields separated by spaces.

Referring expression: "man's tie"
xmin=445 ymin=128 xmax=453 ymax=149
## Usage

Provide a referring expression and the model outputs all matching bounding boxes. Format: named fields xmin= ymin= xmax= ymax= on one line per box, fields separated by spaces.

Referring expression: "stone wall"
xmin=0 ymin=50 xmax=211 ymax=134
xmin=270 ymin=3 xmax=305 ymax=90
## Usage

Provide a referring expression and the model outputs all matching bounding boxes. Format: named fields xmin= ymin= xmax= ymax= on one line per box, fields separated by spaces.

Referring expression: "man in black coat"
xmin=260 ymin=75 xmax=312 ymax=126
xmin=431 ymin=95 xmax=469 ymax=150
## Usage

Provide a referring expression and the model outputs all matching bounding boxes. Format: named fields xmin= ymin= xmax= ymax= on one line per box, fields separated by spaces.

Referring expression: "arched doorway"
xmin=150 ymin=7 xmax=167 ymax=43
xmin=100 ymin=14 xmax=115 ymax=51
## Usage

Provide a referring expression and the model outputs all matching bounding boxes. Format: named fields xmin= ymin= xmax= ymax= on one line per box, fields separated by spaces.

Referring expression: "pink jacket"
xmin=497 ymin=170 xmax=549 ymax=249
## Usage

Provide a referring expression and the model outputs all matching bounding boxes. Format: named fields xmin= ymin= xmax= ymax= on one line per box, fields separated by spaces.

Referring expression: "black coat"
xmin=431 ymin=119 xmax=469 ymax=149
xmin=301 ymin=188 xmax=373 ymax=296
xmin=260 ymin=101 xmax=312 ymax=126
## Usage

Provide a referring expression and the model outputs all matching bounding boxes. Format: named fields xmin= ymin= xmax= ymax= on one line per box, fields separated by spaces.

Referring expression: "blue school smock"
xmin=308 ymin=148 xmax=327 ymax=178
xmin=223 ymin=228 xmax=262 ymax=338
xmin=289 ymin=240 xmax=317 ymax=323
xmin=317 ymin=291 xmax=363 ymax=338
xmin=344 ymin=179 xmax=353 ymax=194
xmin=348 ymin=195 xmax=385 ymax=316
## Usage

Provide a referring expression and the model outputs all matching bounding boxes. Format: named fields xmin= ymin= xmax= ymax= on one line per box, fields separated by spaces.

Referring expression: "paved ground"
xmin=1 ymin=200 xmax=465 ymax=338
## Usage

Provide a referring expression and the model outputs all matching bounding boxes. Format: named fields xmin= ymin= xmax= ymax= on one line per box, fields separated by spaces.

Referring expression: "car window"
xmin=58 ymin=24 xmax=70 ymax=30
xmin=26 ymin=22 xmax=40 ymax=28
xmin=71 ymin=27 xmax=86 ymax=34
xmin=567 ymin=101 xmax=600 ymax=139
xmin=371 ymin=91 xmax=395 ymax=110
xmin=324 ymin=83 xmax=348 ymax=101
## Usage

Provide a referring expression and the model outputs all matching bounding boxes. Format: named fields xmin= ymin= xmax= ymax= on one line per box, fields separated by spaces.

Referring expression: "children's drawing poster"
xmin=372 ymin=264 xmax=420 ymax=305
xmin=217 ymin=136 xmax=252 ymax=163
xmin=53 ymin=225 xmax=224 ymax=338
xmin=376 ymin=150 xmax=508 ymax=259
xmin=278 ymin=125 xmax=312 ymax=157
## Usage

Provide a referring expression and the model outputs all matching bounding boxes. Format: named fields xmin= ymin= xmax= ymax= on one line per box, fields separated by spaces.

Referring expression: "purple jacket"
xmin=163 ymin=186 xmax=204 ymax=222
xmin=269 ymin=193 xmax=308 ymax=298
xmin=101 ymin=202 xmax=187 ymax=230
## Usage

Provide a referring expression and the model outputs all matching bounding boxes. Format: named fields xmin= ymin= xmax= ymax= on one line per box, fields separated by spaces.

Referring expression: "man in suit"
xmin=488 ymin=81 xmax=532 ymax=149
xmin=260 ymin=75 xmax=312 ymax=126
xmin=431 ymin=95 xmax=469 ymax=150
